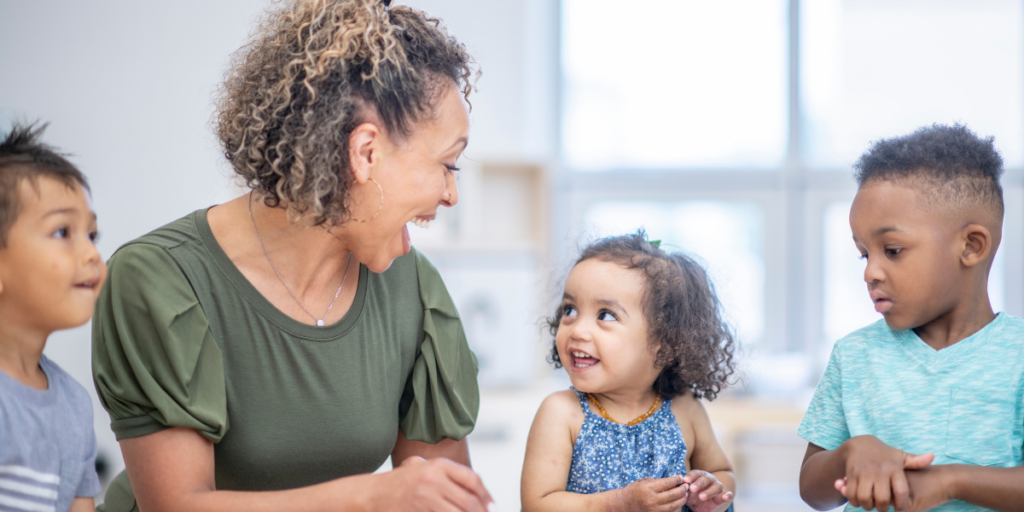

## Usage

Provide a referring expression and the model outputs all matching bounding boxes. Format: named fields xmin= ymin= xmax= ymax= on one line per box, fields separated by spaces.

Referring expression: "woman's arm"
xmin=121 ymin=427 xmax=494 ymax=512
xmin=520 ymin=392 xmax=688 ymax=512
xmin=391 ymin=429 xmax=471 ymax=467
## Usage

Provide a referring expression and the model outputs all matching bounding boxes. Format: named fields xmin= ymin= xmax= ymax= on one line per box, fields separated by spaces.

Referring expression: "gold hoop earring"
xmin=350 ymin=178 xmax=384 ymax=223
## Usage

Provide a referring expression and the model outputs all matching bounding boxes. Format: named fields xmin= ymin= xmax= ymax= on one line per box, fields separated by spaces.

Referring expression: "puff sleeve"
xmin=92 ymin=243 xmax=228 ymax=442
xmin=398 ymin=250 xmax=480 ymax=443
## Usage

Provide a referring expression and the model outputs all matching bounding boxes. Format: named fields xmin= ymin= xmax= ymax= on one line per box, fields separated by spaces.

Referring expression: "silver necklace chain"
xmin=248 ymin=193 xmax=353 ymax=327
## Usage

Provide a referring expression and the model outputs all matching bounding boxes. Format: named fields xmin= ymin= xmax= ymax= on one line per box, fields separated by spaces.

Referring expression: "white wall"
xmin=0 ymin=0 xmax=558 ymax=490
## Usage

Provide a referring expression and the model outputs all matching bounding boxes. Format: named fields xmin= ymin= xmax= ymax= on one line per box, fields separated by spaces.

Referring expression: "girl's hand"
xmin=374 ymin=456 xmax=495 ymax=512
xmin=614 ymin=475 xmax=689 ymax=512
xmin=682 ymin=470 xmax=734 ymax=512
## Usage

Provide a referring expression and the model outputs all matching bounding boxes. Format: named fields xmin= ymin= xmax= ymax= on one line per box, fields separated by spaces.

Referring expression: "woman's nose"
xmin=442 ymin=172 xmax=459 ymax=207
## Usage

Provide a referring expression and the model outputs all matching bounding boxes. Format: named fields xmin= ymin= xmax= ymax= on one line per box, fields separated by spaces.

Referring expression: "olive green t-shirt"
xmin=92 ymin=209 xmax=478 ymax=510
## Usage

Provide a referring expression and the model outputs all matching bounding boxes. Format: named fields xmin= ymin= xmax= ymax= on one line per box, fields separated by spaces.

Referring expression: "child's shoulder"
xmin=538 ymin=388 xmax=586 ymax=415
xmin=831 ymin=319 xmax=898 ymax=353
xmin=667 ymin=389 xmax=709 ymax=423
xmin=39 ymin=356 xmax=93 ymax=417
xmin=533 ymin=388 xmax=587 ymax=427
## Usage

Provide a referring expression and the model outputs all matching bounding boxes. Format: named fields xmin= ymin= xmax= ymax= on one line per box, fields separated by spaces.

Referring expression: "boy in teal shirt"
xmin=798 ymin=124 xmax=1024 ymax=512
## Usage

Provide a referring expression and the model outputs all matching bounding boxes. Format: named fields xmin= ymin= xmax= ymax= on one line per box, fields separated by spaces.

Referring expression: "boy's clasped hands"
xmin=834 ymin=435 xmax=947 ymax=512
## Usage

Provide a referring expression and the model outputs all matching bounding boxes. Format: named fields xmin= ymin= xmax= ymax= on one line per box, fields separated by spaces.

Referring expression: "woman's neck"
xmin=207 ymin=193 xmax=359 ymax=325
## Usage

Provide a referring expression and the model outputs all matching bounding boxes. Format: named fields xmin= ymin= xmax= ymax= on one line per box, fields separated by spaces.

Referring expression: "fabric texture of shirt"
xmin=0 ymin=355 xmax=101 ymax=512
xmin=91 ymin=209 xmax=479 ymax=511
xmin=566 ymin=388 xmax=733 ymax=512
xmin=798 ymin=313 xmax=1024 ymax=512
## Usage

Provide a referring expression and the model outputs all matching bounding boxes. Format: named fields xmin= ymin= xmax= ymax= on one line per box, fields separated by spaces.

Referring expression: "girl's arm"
xmin=675 ymin=393 xmax=735 ymax=512
xmin=120 ymin=427 xmax=493 ymax=512
xmin=521 ymin=391 xmax=689 ymax=512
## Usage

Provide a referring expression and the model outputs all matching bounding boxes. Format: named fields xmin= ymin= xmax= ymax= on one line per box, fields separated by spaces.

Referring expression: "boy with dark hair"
xmin=0 ymin=123 xmax=105 ymax=512
xmin=798 ymin=124 xmax=1024 ymax=512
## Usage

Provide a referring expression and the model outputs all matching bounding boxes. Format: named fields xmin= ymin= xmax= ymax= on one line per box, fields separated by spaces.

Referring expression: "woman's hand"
xmin=613 ymin=476 xmax=689 ymax=512
xmin=682 ymin=470 xmax=733 ymax=512
xmin=372 ymin=456 xmax=495 ymax=512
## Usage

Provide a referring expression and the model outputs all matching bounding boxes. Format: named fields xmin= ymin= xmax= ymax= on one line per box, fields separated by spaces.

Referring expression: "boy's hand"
xmin=614 ymin=475 xmax=689 ymax=512
xmin=838 ymin=435 xmax=934 ymax=511
xmin=838 ymin=465 xmax=952 ymax=512
xmin=681 ymin=470 xmax=733 ymax=512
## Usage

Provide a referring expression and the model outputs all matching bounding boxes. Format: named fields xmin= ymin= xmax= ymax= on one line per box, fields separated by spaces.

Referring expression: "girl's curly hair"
xmin=547 ymin=231 xmax=737 ymax=400
xmin=216 ymin=0 xmax=477 ymax=226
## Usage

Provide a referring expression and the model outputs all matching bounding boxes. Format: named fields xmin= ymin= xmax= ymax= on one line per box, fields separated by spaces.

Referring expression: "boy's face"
xmin=849 ymin=180 xmax=964 ymax=331
xmin=0 ymin=175 xmax=106 ymax=332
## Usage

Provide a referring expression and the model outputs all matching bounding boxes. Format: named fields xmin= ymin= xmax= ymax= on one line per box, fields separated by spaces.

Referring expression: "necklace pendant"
xmin=316 ymin=319 xmax=325 ymax=327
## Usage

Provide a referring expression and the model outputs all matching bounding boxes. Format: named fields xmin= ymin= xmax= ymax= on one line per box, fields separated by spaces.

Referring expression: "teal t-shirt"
xmin=798 ymin=313 xmax=1024 ymax=512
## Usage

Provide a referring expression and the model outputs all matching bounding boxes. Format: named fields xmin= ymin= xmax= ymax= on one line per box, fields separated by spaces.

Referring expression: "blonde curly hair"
xmin=216 ymin=0 xmax=476 ymax=225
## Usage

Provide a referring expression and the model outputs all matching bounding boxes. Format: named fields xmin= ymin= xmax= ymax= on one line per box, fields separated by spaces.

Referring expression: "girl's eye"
xmin=89 ymin=231 xmax=100 ymax=243
xmin=885 ymin=247 xmax=902 ymax=257
xmin=444 ymin=164 xmax=460 ymax=174
xmin=562 ymin=305 xmax=577 ymax=318
xmin=598 ymin=310 xmax=618 ymax=322
xmin=52 ymin=227 xmax=69 ymax=239
xmin=859 ymin=253 xmax=868 ymax=260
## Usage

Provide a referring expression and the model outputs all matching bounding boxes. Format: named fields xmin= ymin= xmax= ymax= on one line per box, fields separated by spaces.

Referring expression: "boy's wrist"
xmin=938 ymin=464 xmax=965 ymax=502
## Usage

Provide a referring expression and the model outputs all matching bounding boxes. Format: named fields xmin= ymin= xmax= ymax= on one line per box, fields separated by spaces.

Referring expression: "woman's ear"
xmin=960 ymin=223 xmax=992 ymax=268
xmin=348 ymin=122 xmax=381 ymax=185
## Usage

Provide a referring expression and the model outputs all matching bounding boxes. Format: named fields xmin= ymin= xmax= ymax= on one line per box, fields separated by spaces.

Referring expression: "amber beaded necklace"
xmin=586 ymin=393 xmax=662 ymax=426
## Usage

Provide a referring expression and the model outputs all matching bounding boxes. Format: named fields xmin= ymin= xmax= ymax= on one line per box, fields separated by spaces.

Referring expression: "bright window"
xmin=583 ymin=201 xmax=766 ymax=344
xmin=562 ymin=0 xmax=788 ymax=170
xmin=801 ymin=0 xmax=1024 ymax=168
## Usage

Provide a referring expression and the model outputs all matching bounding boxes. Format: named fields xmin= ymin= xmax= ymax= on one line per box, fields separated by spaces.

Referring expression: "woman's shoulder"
xmin=120 ymin=209 xmax=207 ymax=254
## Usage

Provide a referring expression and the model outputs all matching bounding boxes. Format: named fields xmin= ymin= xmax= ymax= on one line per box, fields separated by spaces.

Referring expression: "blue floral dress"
xmin=565 ymin=388 xmax=735 ymax=511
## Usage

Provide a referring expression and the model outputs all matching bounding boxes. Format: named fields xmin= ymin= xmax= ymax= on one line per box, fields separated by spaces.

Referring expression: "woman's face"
xmin=342 ymin=84 xmax=469 ymax=272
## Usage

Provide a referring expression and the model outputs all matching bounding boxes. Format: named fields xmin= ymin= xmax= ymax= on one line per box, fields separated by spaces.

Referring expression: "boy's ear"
xmin=960 ymin=223 xmax=992 ymax=268
xmin=348 ymin=122 xmax=382 ymax=185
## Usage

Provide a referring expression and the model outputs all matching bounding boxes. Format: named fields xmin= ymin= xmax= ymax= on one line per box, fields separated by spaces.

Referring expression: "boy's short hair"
xmin=853 ymin=123 xmax=1004 ymax=219
xmin=0 ymin=122 xmax=89 ymax=247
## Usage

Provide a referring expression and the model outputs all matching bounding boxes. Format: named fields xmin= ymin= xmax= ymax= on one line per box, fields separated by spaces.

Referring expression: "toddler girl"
xmin=521 ymin=232 xmax=737 ymax=512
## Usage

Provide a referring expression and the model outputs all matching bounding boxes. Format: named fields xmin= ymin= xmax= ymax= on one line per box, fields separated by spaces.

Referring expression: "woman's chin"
xmin=364 ymin=226 xmax=411 ymax=273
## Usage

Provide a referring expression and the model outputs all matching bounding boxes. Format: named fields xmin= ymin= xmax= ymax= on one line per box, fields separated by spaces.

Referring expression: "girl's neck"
xmin=590 ymin=387 xmax=660 ymax=422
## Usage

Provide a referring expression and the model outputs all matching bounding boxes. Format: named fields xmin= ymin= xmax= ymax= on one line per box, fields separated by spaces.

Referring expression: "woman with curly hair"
xmin=91 ymin=0 xmax=493 ymax=510
xmin=521 ymin=231 xmax=737 ymax=512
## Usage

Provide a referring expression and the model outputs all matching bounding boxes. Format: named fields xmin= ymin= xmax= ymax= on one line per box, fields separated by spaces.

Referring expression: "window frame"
xmin=553 ymin=0 xmax=1024 ymax=355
